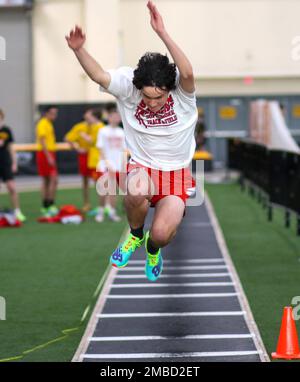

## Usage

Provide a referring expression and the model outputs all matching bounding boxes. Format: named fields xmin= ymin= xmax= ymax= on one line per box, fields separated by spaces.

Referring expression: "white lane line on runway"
xmin=81 ymin=350 xmax=262 ymax=359
xmin=107 ymin=293 xmax=239 ymax=299
xmin=121 ymin=265 xmax=228 ymax=271
xmin=97 ymin=311 xmax=245 ymax=318
xmin=129 ymin=259 xmax=225 ymax=264
xmin=111 ymin=282 xmax=235 ymax=288
xmin=115 ymin=273 xmax=231 ymax=279
xmin=88 ymin=333 xmax=255 ymax=341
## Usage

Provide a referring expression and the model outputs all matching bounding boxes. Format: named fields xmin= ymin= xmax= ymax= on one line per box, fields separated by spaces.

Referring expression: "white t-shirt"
xmin=96 ymin=125 xmax=126 ymax=172
xmin=99 ymin=66 xmax=198 ymax=171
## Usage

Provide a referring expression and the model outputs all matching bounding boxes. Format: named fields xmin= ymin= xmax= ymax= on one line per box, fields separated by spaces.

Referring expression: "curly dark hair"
xmin=133 ymin=52 xmax=177 ymax=91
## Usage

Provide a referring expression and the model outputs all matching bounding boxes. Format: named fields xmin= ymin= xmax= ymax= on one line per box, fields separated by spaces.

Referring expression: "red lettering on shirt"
xmin=134 ymin=95 xmax=178 ymax=128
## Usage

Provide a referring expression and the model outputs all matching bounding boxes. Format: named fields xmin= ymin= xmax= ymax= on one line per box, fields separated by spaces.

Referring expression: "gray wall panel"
xmin=0 ymin=9 xmax=33 ymax=143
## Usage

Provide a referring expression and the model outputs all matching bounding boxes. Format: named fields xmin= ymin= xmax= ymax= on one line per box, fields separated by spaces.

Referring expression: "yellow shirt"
xmin=88 ymin=122 xmax=105 ymax=169
xmin=36 ymin=117 xmax=56 ymax=151
xmin=64 ymin=122 xmax=92 ymax=151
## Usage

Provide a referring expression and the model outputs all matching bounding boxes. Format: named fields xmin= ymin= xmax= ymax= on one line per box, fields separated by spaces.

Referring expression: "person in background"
xmin=195 ymin=109 xmax=206 ymax=150
xmin=83 ymin=109 xmax=106 ymax=219
xmin=64 ymin=108 xmax=95 ymax=212
xmin=96 ymin=103 xmax=126 ymax=222
xmin=35 ymin=105 xmax=59 ymax=217
xmin=0 ymin=109 xmax=26 ymax=222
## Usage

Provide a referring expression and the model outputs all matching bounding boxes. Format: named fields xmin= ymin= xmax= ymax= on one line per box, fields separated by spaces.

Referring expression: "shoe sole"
xmin=112 ymin=263 xmax=128 ymax=268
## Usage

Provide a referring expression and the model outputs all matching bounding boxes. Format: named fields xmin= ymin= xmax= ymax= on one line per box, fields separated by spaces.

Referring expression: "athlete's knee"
xmin=150 ymin=224 xmax=176 ymax=247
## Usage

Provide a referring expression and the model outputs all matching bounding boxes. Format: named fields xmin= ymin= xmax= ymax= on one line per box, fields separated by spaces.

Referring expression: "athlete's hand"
xmin=79 ymin=132 xmax=92 ymax=143
xmin=77 ymin=147 xmax=87 ymax=154
xmin=147 ymin=1 xmax=166 ymax=36
xmin=47 ymin=155 xmax=56 ymax=168
xmin=65 ymin=25 xmax=86 ymax=51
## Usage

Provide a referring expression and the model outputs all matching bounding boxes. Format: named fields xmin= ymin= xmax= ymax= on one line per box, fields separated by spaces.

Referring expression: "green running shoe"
xmin=111 ymin=232 xmax=145 ymax=268
xmin=145 ymin=231 xmax=163 ymax=282
xmin=48 ymin=205 xmax=59 ymax=217
xmin=15 ymin=210 xmax=27 ymax=222
xmin=104 ymin=206 xmax=111 ymax=217
xmin=87 ymin=207 xmax=100 ymax=217
xmin=40 ymin=207 xmax=51 ymax=218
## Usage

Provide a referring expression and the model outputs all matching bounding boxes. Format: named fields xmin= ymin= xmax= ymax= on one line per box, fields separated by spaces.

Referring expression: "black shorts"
xmin=0 ymin=163 xmax=14 ymax=182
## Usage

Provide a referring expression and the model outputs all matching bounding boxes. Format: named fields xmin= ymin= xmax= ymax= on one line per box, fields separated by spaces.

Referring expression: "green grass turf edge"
xmin=206 ymin=182 xmax=300 ymax=362
xmin=0 ymin=187 xmax=127 ymax=362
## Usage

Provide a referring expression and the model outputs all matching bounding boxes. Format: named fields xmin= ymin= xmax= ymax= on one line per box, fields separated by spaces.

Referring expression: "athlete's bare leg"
xmin=150 ymin=195 xmax=185 ymax=248
xmin=6 ymin=180 xmax=20 ymax=210
xmin=109 ymin=194 xmax=117 ymax=209
xmin=124 ymin=168 xmax=153 ymax=229
xmin=124 ymin=196 xmax=149 ymax=229
xmin=82 ymin=176 xmax=90 ymax=206
xmin=48 ymin=174 xmax=58 ymax=201
xmin=41 ymin=176 xmax=50 ymax=200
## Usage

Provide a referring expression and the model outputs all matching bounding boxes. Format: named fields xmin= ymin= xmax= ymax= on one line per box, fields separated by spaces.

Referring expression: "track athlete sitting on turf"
xmin=66 ymin=1 xmax=197 ymax=281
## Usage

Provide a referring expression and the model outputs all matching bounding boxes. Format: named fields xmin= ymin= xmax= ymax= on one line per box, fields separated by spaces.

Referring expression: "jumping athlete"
xmin=66 ymin=1 xmax=197 ymax=281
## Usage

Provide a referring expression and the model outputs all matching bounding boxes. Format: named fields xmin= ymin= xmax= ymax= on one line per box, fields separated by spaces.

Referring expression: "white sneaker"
xmin=108 ymin=211 xmax=121 ymax=222
xmin=95 ymin=209 xmax=104 ymax=223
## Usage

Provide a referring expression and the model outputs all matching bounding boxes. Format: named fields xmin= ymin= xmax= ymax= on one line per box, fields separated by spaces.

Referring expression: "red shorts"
xmin=127 ymin=160 xmax=196 ymax=207
xmin=36 ymin=151 xmax=57 ymax=177
xmin=78 ymin=153 xmax=90 ymax=177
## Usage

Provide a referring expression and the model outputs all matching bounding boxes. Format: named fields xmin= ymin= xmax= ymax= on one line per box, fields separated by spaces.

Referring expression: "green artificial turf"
xmin=1 ymin=181 xmax=300 ymax=362
xmin=0 ymin=187 xmax=127 ymax=362
xmin=206 ymin=182 xmax=300 ymax=361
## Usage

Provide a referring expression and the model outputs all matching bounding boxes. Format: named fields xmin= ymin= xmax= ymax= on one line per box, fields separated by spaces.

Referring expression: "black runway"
xmin=79 ymin=202 xmax=265 ymax=362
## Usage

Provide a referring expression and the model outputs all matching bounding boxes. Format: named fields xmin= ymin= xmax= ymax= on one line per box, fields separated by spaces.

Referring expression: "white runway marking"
xmin=81 ymin=350 xmax=262 ymax=359
xmin=111 ymin=282 xmax=235 ymax=288
xmin=107 ymin=293 xmax=239 ymax=299
xmin=89 ymin=333 xmax=255 ymax=341
xmin=129 ymin=259 xmax=224 ymax=264
xmin=121 ymin=265 xmax=228 ymax=271
xmin=97 ymin=311 xmax=246 ymax=318
xmin=115 ymin=272 xmax=231 ymax=279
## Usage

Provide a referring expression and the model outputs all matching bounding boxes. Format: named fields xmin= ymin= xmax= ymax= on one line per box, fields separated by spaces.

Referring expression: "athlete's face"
xmin=142 ymin=86 xmax=169 ymax=113
xmin=84 ymin=110 xmax=94 ymax=124
xmin=46 ymin=108 xmax=58 ymax=121
xmin=108 ymin=111 xmax=121 ymax=127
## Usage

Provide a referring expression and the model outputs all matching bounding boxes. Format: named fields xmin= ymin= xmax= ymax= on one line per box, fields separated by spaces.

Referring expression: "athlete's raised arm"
xmin=147 ymin=1 xmax=195 ymax=93
xmin=66 ymin=25 xmax=111 ymax=89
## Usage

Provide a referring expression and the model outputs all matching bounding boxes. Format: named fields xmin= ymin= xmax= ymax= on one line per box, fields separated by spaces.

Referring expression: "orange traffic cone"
xmin=272 ymin=306 xmax=300 ymax=359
